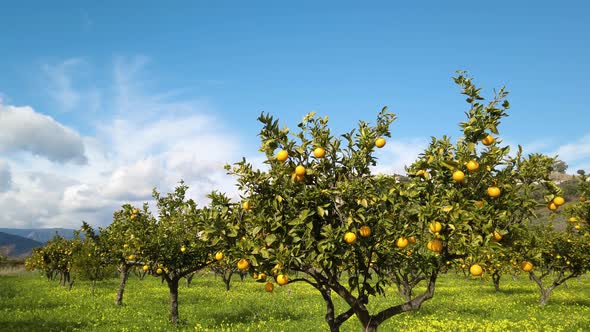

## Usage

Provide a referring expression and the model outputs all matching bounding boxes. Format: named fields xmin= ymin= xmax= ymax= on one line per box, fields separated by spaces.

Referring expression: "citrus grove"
xmin=22 ymin=73 xmax=590 ymax=331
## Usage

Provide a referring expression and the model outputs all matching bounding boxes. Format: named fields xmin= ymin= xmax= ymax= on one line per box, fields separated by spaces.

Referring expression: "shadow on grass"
xmin=203 ymin=307 xmax=307 ymax=326
xmin=1 ymin=320 xmax=87 ymax=332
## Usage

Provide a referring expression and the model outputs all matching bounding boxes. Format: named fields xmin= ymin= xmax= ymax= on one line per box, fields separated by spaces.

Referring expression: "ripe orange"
xmin=264 ymin=282 xmax=274 ymax=292
xmin=130 ymin=214 xmax=136 ymax=220
xmin=429 ymin=221 xmax=442 ymax=233
xmin=521 ymin=261 xmax=533 ymax=272
xmin=375 ymin=137 xmax=386 ymax=148
xmin=237 ymin=258 xmax=250 ymax=271
xmin=156 ymin=268 xmax=163 ymax=275
xmin=313 ymin=147 xmax=326 ymax=158
xmin=574 ymin=225 xmax=581 ymax=230
xmin=344 ymin=232 xmax=357 ymax=245
xmin=396 ymin=237 xmax=409 ymax=249
xmin=470 ymin=264 xmax=483 ymax=276
xmin=215 ymin=252 xmax=224 ymax=261
xmin=181 ymin=246 xmax=187 ymax=253
xmin=452 ymin=170 xmax=465 ymax=183
xmin=552 ymin=196 xmax=565 ymax=206
xmin=257 ymin=273 xmax=267 ymax=281
xmin=128 ymin=255 xmax=135 ymax=261
xmin=568 ymin=217 xmax=578 ymax=223
xmin=276 ymin=150 xmax=288 ymax=162
xmin=132 ymin=208 xmax=139 ymax=214
xmin=408 ymin=236 xmax=416 ymax=243
xmin=547 ymin=202 xmax=557 ymax=211
xmin=466 ymin=160 xmax=479 ymax=172
xmin=482 ymin=134 xmax=495 ymax=146
xmin=487 ymin=186 xmax=501 ymax=198
xmin=243 ymin=201 xmax=252 ymax=211
xmin=276 ymin=274 xmax=289 ymax=286
xmin=493 ymin=231 xmax=502 ymax=241
xmin=359 ymin=225 xmax=371 ymax=237
xmin=427 ymin=240 xmax=443 ymax=253
xmin=295 ymin=165 xmax=306 ymax=176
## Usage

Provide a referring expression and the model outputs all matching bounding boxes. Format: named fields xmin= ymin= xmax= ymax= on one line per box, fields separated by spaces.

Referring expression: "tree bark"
xmin=223 ymin=271 xmax=233 ymax=291
xmin=492 ymin=271 xmax=501 ymax=292
xmin=186 ymin=273 xmax=194 ymax=288
xmin=168 ymin=279 xmax=180 ymax=324
xmin=115 ymin=264 xmax=129 ymax=305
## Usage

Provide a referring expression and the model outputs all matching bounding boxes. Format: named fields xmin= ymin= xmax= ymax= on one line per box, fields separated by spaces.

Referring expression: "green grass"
xmin=1 ymin=271 xmax=589 ymax=331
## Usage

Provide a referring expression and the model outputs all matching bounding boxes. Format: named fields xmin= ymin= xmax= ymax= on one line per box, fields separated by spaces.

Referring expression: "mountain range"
xmin=0 ymin=228 xmax=76 ymax=259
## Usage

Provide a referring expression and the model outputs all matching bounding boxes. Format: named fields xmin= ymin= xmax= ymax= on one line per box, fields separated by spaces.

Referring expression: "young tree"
xmin=70 ymin=222 xmax=114 ymax=295
xmin=227 ymin=73 xmax=558 ymax=332
xmin=101 ymin=204 xmax=151 ymax=305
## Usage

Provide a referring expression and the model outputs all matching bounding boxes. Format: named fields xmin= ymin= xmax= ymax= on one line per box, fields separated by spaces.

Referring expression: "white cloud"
xmin=0 ymin=56 xmax=243 ymax=229
xmin=0 ymin=161 xmax=11 ymax=192
xmin=372 ymin=138 xmax=429 ymax=175
xmin=0 ymin=103 xmax=87 ymax=164
xmin=552 ymin=134 xmax=590 ymax=164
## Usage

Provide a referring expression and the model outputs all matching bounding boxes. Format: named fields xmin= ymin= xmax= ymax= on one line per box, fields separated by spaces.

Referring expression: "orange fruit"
xmin=521 ymin=261 xmax=533 ymax=272
xmin=470 ymin=264 xmax=483 ymax=276
xmin=276 ymin=150 xmax=288 ymax=162
xmin=568 ymin=217 xmax=578 ymax=223
xmin=237 ymin=259 xmax=250 ymax=271
xmin=396 ymin=237 xmax=409 ymax=249
xmin=574 ymin=225 xmax=581 ymax=230
xmin=264 ymin=282 xmax=274 ymax=292
xmin=429 ymin=221 xmax=442 ymax=233
xmin=344 ymin=232 xmax=357 ymax=245
xmin=427 ymin=240 xmax=443 ymax=253
xmin=243 ymin=201 xmax=252 ymax=211
xmin=547 ymin=202 xmax=557 ymax=211
xmin=132 ymin=208 xmax=139 ymax=214
xmin=257 ymin=273 xmax=267 ymax=281
xmin=276 ymin=274 xmax=289 ymax=286
xmin=128 ymin=255 xmax=135 ymax=261
xmin=482 ymin=135 xmax=495 ymax=146
xmin=408 ymin=236 xmax=416 ymax=244
xmin=487 ymin=186 xmax=501 ymax=198
xmin=359 ymin=225 xmax=371 ymax=237
xmin=156 ymin=268 xmax=163 ymax=275
xmin=452 ymin=170 xmax=465 ymax=183
xmin=215 ymin=252 xmax=224 ymax=261
xmin=375 ymin=137 xmax=386 ymax=148
xmin=180 ymin=246 xmax=187 ymax=253
xmin=552 ymin=196 xmax=565 ymax=206
xmin=295 ymin=165 xmax=306 ymax=176
xmin=142 ymin=265 xmax=149 ymax=272
xmin=466 ymin=160 xmax=479 ymax=172
xmin=493 ymin=231 xmax=502 ymax=241
xmin=313 ymin=147 xmax=326 ymax=158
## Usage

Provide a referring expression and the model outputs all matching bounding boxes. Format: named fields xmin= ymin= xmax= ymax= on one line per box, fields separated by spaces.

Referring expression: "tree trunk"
xmin=186 ymin=273 xmax=194 ymax=288
xmin=167 ymin=279 xmax=180 ymax=324
xmin=223 ymin=271 xmax=232 ymax=291
xmin=91 ymin=280 xmax=96 ymax=296
xmin=115 ymin=264 xmax=129 ymax=305
xmin=539 ymin=288 xmax=553 ymax=306
xmin=492 ymin=271 xmax=501 ymax=292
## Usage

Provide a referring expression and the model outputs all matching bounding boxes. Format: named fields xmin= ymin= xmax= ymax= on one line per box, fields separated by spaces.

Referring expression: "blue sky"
xmin=0 ymin=1 xmax=589 ymax=228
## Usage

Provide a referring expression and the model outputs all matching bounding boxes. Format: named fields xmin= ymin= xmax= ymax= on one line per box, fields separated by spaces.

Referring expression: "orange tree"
xmin=226 ymin=73 xmax=557 ymax=332
xmin=25 ymin=234 xmax=79 ymax=289
xmin=70 ymin=222 xmax=114 ymax=295
xmin=511 ymin=170 xmax=590 ymax=305
xmin=511 ymin=219 xmax=590 ymax=305
xmin=447 ymin=153 xmax=558 ymax=292
xmin=201 ymin=191 xmax=248 ymax=291
xmin=134 ymin=182 xmax=236 ymax=324
xmin=101 ymin=204 xmax=151 ymax=305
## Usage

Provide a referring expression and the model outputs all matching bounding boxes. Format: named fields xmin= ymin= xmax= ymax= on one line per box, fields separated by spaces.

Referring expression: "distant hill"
xmin=0 ymin=228 xmax=77 ymax=243
xmin=0 ymin=232 xmax=43 ymax=258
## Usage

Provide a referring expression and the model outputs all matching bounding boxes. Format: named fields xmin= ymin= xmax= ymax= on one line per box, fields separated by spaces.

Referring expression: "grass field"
xmin=1 ymin=270 xmax=589 ymax=331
